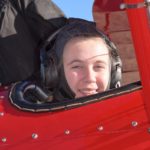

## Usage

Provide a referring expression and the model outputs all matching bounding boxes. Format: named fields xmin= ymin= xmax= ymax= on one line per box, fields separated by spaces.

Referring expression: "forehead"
xmin=63 ymin=37 xmax=109 ymax=62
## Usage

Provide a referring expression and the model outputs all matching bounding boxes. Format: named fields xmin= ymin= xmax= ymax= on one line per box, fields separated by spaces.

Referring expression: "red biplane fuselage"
xmin=1 ymin=0 xmax=150 ymax=149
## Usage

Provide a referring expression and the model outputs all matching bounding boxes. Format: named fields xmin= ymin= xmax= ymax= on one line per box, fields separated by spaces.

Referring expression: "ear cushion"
xmin=97 ymin=31 xmax=122 ymax=89
xmin=41 ymin=52 xmax=58 ymax=89
xmin=40 ymin=27 xmax=66 ymax=88
xmin=103 ymin=37 xmax=122 ymax=89
xmin=110 ymin=56 xmax=122 ymax=88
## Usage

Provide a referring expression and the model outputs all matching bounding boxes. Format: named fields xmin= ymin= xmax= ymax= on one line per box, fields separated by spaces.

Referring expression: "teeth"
xmin=79 ymin=89 xmax=98 ymax=95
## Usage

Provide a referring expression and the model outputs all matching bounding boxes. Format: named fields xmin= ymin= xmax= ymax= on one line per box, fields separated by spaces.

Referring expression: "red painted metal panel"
xmin=93 ymin=0 xmax=123 ymax=11
xmin=1 ymin=0 xmax=150 ymax=149
xmin=0 ymin=86 xmax=150 ymax=149
xmin=124 ymin=0 xmax=150 ymax=118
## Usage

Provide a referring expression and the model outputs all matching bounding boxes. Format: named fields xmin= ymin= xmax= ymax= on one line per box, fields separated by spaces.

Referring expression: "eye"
xmin=94 ymin=65 xmax=105 ymax=70
xmin=95 ymin=65 xmax=103 ymax=68
xmin=71 ymin=65 xmax=83 ymax=69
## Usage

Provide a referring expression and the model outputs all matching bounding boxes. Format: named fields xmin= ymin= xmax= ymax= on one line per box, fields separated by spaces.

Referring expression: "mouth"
xmin=79 ymin=89 xmax=98 ymax=96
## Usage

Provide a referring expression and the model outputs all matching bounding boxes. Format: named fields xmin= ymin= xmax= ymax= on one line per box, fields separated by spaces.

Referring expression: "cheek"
xmin=64 ymin=69 xmax=81 ymax=92
xmin=97 ymin=69 xmax=110 ymax=90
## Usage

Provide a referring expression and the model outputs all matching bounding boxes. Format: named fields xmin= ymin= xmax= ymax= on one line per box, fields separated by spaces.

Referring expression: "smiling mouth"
xmin=79 ymin=89 xmax=98 ymax=96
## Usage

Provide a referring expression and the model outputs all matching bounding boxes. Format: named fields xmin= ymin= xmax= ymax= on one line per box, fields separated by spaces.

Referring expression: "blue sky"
xmin=53 ymin=0 xmax=94 ymax=21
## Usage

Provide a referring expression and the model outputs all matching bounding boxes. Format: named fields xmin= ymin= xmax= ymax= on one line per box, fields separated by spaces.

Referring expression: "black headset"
xmin=40 ymin=19 xmax=122 ymax=97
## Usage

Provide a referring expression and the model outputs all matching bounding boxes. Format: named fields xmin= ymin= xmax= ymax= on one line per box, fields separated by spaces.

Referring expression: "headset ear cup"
xmin=100 ymin=33 xmax=122 ymax=89
xmin=43 ymin=54 xmax=58 ymax=88
xmin=110 ymin=56 xmax=122 ymax=89
xmin=40 ymin=28 xmax=66 ymax=89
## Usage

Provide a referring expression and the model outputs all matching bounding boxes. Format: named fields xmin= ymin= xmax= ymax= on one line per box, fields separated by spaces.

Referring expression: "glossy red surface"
xmin=0 ymin=86 xmax=150 ymax=150
xmin=1 ymin=0 xmax=150 ymax=149
xmin=124 ymin=0 xmax=150 ymax=118
xmin=94 ymin=0 xmax=123 ymax=11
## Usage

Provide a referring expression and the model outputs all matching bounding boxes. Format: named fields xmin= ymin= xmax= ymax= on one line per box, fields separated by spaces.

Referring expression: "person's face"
xmin=63 ymin=37 xmax=111 ymax=98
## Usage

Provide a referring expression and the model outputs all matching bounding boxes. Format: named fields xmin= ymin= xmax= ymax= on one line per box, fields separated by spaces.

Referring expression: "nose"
xmin=83 ymin=67 xmax=96 ymax=83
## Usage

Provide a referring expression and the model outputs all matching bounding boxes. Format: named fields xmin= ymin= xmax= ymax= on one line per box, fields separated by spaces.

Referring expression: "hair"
xmin=40 ymin=18 xmax=122 ymax=101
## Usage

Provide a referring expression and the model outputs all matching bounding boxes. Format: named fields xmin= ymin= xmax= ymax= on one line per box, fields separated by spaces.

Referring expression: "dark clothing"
xmin=0 ymin=0 xmax=67 ymax=85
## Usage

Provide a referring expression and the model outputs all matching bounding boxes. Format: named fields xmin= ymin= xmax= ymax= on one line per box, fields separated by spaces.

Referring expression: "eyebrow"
xmin=67 ymin=60 xmax=83 ymax=66
xmin=94 ymin=60 xmax=107 ymax=64
xmin=67 ymin=59 xmax=108 ymax=66
xmin=67 ymin=53 xmax=109 ymax=66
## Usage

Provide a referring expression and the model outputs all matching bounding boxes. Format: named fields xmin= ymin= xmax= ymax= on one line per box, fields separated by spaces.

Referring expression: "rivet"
xmin=32 ymin=133 xmax=38 ymax=139
xmin=131 ymin=121 xmax=138 ymax=127
xmin=4 ymin=86 xmax=8 ymax=90
xmin=0 ymin=112 xmax=4 ymax=116
xmin=64 ymin=130 xmax=70 ymax=135
xmin=97 ymin=126 xmax=104 ymax=131
xmin=1 ymin=137 xmax=7 ymax=143
xmin=0 ymin=96 xmax=4 ymax=99
xmin=120 ymin=3 xmax=126 ymax=9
